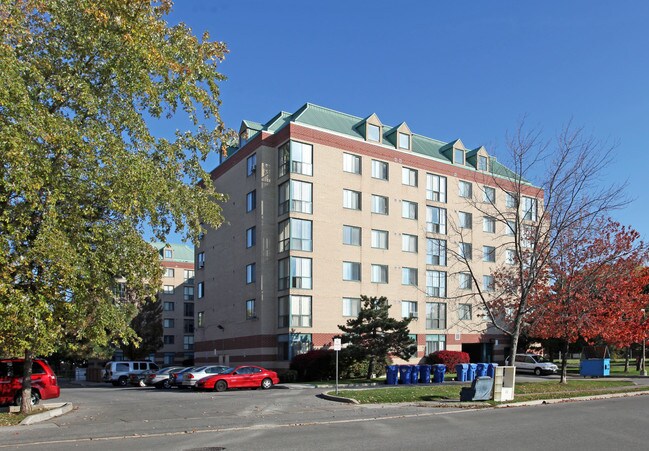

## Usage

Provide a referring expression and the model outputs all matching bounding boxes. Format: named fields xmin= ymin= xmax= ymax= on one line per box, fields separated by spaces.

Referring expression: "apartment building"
xmin=194 ymin=103 xmax=540 ymax=368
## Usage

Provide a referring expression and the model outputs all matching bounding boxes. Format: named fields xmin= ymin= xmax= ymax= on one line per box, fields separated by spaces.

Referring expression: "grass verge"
xmin=0 ymin=412 xmax=27 ymax=427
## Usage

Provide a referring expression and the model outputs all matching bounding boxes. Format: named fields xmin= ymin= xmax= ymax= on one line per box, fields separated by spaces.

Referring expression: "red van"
xmin=0 ymin=359 xmax=61 ymax=406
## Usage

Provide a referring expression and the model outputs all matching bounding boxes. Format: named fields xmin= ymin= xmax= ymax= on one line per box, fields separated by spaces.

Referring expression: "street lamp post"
xmin=641 ymin=309 xmax=647 ymax=377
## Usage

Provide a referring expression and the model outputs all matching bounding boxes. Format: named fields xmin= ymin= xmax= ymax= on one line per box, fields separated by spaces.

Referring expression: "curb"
xmin=19 ymin=402 xmax=74 ymax=425
xmin=319 ymin=392 xmax=360 ymax=404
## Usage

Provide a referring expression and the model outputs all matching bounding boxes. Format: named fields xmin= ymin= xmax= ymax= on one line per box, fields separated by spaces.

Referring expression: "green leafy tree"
xmin=122 ymin=293 xmax=163 ymax=361
xmin=338 ymin=296 xmax=417 ymax=379
xmin=0 ymin=0 xmax=229 ymax=412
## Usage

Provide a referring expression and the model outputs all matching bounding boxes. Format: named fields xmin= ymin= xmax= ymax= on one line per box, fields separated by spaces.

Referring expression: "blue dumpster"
xmin=467 ymin=363 xmax=477 ymax=381
xmin=399 ymin=365 xmax=412 ymax=384
xmin=420 ymin=364 xmax=432 ymax=384
xmin=476 ymin=363 xmax=488 ymax=378
xmin=580 ymin=359 xmax=610 ymax=377
xmin=385 ymin=365 xmax=399 ymax=385
xmin=433 ymin=364 xmax=446 ymax=383
xmin=487 ymin=363 xmax=499 ymax=379
xmin=455 ymin=364 xmax=468 ymax=382
xmin=410 ymin=365 xmax=421 ymax=384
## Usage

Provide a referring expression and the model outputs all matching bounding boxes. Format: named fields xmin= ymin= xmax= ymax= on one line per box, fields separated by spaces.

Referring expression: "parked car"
xmin=144 ymin=367 xmax=184 ymax=389
xmin=103 ymin=361 xmax=159 ymax=386
xmin=0 ymin=358 xmax=60 ymax=406
xmin=195 ymin=365 xmax=279 ymax=392
xmin=128 ymin=369 xmax=154 ymax=387
xmin=170 ymin=366 xmax=204 ymax=388
xmin=507 ymin=354 xmax=558 ymax=375
xmin=181 ymin=365 xmax=229 ymax=388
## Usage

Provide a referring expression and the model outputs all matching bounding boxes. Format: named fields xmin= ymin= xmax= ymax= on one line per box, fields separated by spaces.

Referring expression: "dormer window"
xmin=398 ymin=132 xmax=410 ymax=150
xmin=164 ymin=248 xmax=173 ymax=259
xmin=367 ymin=124 xmax=381 ymax=142
xmin=478 ymin=155 xmax=488 ymax=171
xmin=454 ymin=149 xmax=465 ymax=165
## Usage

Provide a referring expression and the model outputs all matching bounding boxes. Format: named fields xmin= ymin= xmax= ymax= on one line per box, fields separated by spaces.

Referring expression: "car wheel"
xmin=261 ymin=378 xmax=273 ymax=390
xmin=162 ymin=379 xmax=171 ymax=389
xmin=118 ymin=376 xmax=128 ymax=386
xmin=15 ymin=390 xmax=40 ymax=407
xmin=534 ymin=368 xmax=542 ymax=376
xmin=215 ymin=380 xmax=227 ymax=392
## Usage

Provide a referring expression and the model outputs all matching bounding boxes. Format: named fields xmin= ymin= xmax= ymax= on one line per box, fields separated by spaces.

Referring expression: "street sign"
xmin=333 ymin=338 xmax=342 ymax=351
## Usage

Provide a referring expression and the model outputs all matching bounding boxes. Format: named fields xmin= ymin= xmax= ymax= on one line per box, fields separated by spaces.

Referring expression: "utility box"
xmin=579 ymin=346 xmax=611 ymax=377
xmin=492 ymin=365 xmax=516 ymax=402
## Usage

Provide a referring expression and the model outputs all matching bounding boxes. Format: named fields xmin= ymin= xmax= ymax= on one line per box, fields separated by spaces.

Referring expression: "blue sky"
xmin=164 ymin=1 xmax=649 ymax=241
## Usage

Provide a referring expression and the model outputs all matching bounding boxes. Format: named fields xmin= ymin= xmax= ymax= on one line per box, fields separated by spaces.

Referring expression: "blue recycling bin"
xmin=410 ymin=365 xmax=421 ymax=384
xmin=420 ymin=364 xmax=432 ymax=384
xmin=385 ymin=365 xmax=399 ymax=385
xmin=433 ymin=364 xmax=446 ymax=383
xmin=455 ymin=364 xmax=468 ymax=382
xmin=399 ymin=365 xmax=412 ymax=384
xmin=467 ymin=363 xmax=477 ymax=381
xmin=487 ymin=363 xmax=499 ymax=379
xmin=475 ymin=363 xmax=488 ymax=378
xmin=580 ymin=359 xmax=610 ymax=377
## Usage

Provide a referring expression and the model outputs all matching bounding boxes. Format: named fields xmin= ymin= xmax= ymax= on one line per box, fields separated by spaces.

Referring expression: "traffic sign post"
xmin=333 ymin=338 xmax=341 ymax=395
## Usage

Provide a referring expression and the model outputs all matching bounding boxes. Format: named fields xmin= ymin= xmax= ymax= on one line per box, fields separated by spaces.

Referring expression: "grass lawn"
xmin=0 ymin=412 xmax=27 ymax=427
xmin=334 ymin=380 xmax=646 ymax=405
xmin=563 ymin=359 xmax=646 ymax=377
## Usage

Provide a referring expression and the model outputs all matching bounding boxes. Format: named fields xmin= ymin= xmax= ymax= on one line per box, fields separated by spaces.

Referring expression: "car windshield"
xmin=533 ymin=355 xmax=550 ymax=363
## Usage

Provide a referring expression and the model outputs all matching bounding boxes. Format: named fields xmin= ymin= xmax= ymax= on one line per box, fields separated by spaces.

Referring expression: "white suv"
xmin=508 ymin=354 xmax=558 ymax=376
xmin=103 ymin=361 xmax=159 ymax=386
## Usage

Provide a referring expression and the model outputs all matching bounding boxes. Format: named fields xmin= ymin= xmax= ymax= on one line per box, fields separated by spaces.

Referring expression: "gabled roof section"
xmin=240 ymin=120 xmax=263 ymax=133
xmin=384 ymin=122 xmax=412 ymax=148
xmin=151 ymin=243 xmax=194 ymax=263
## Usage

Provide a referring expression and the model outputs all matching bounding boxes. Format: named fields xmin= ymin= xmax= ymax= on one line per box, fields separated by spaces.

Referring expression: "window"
xmin=454 ymin=149 xmax=465 ymax=165
xmin=343 ymin=189 xmax=362 ymax=210
xmin=483 ymin=275 xmax=495 ymax=291
xmin=426 ymin=238 xmax=447 ymax=266
xmin=506 ymin=192 xmax=517 ymax=208
xmin=184 ymin=270 xmax=194 ymax=282
xmin=246 ymin=299 xmax=256 ymax=319
xmin=506 ymin=220 xmax=516 ymax=236
xmin=459 ymin=272 xmax=472 ymax=289
xmin=371 ymin=160 xmax=389 ymax=180
xmin=402 ymin=267 xmax=418 ymax=286
xmin=183 ymin=286 xmax=194 ymax=301
xmin=163 ymin=353 xmax=175 ymax=365
xmin=426 ymin=206 xmax=447 ymax=234
xmin=343 ymin=153 xmax=361 ymax=174
xmin=426 ymin=334 xmax=446 ymax=354
xmin=163 ymin=301 xmax=174 ymax=311
xmin=483 ymin=246 xmax=496 ymax=262
xmin=483 ymin=216 xmax=496 ymax=233
xmin=523 ymin=197 xmax=538 ymax=221
xmin=459 ymin=211 xmax=472 ymax=229
xmin=398 ymin=132 xmax=411 ymax=150
xmin=247 ymin=154 xmax=257 ymax=176
xmin=371 ymin=264 xmax=389 ymax=283
xmin=371 ymin=229 xmax=389 ymax=249
xmin=483 ymin=186 xmax=496 ymax=204
xmin=367 ymin=123 xmax=381 ymax=142
xmin=184 ymin=302 xmax=194 ymax=317
xmin=184 ymin=319 xmax=194 ymax=334
xmin=459 ymin=242 xmax=472 ymax=260
xmin=343 ymin=261 xmax=361 ymax=281
xmin=164 ymin=268 xmax=174 ymax=278
xmin=426 ymin=270 xmax=446 ymax=297
xmin=426 ymin=173 xmax=447 ymax=202
xmin=163 ymin=285 xmax=174 ymax=295
xmin=246 ymin=226 xmax=256 ymax=248
xmin=402 ymin=200 xmax=418 ymax=219
xmin=402 ymin=301 xmax=418 ymax=319
xmin=402 ymin=234 xmax=418 ymax=253
xmin=164 ymin=249 xmax=173 ymax=259
xmin=478 ymin=155 xmax=488 ymax=171
xmin=343 ymin=297 xmax=361 ymax=317
xmin=459 ymin=304 xmax=472 ymax=320
xmin=368 ymin=194 xmax=388 ymax=215
xmin=279 ymin=141 xmax=313 ymax=177
xmin=197 ymin=311 xmax=204 ymax=328
xmin=426 ymin=302 xmax=446 ymax=329
xmin=402 ymin=167 xmax=417 ymax=186
xmin=278 ymin=295 xmax=312 ymax=327
xmin=505 ymin=249 xmax=516 ymax=265
xmin=163 ymin=318 xmax=175 ymax=328
xmin=183 ymin=335 xmax=194 ymax=351
xmin=278 ymin=257 xmax=312 ymax=290
xmin=164 ymin=335 xmax=175 ymax=345
xmin=278 ymin=180 xmax=312 ymax=215
xmin=246 ymin=190 xmax=256 ymax=212
xmin=279 ymin=218 xmax=312 ymax=252
xmin=343 ymin=225 xmax=362 ymax=246
xmin=197 ymin=252 xmax=205 ymax=269
xmin=246 ymin=263 xmax=255 ymax=284
xmin=459 ymin=181 xmax=472 ymax=198
xmin=197 ymin=281 xmax=204 ymax=299
xmin=277 ymin=333 xmax=312 ymax=361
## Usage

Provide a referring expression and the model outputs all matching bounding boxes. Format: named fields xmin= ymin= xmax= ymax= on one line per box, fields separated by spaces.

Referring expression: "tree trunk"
xmin=560 ymin=341 xmax=569 ymax=384
xmin=21 ymin=349 xmax=34 ymax=414
xmin=624 ymin=347 xmax=630 ymax=373
xmin=366 ymin=357 xmax=375 ymax=380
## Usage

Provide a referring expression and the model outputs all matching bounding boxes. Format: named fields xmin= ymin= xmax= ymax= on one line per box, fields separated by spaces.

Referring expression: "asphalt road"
xmin=3 ymin=381 xmax=649 ymax=450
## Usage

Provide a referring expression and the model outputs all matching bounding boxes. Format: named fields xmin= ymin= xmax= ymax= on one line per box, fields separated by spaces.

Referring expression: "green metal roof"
xmin=151 ymin=243 xmax=194 ymax=263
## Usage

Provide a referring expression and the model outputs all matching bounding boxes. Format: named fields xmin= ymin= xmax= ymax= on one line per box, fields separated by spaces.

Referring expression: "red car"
xmin=0 ymin=359 xmax=60 ymax=406
xmin=195 ymin=365 xmax=279 ymax=392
